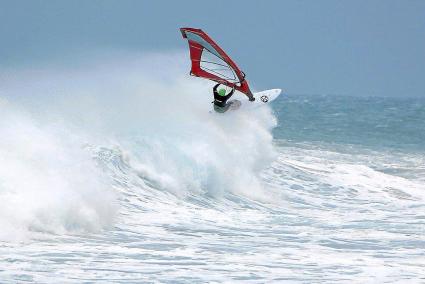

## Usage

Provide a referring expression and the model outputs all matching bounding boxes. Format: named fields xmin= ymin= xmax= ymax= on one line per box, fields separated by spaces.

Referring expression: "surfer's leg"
xmin=229 ymin=100 xmax=241 ymax=110
xmin=214 ymin=104 xmax=227 ymax=113
xmin=213 ymin=103 xmax=231 ymax=113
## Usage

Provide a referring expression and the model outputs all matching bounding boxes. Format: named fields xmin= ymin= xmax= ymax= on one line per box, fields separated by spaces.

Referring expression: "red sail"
xmin=180 ymin=27 xmax=253 ymax=99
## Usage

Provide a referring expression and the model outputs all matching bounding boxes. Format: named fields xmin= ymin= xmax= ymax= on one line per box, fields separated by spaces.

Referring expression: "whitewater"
xmin=0 ymin=53 xmax=424 ymax=283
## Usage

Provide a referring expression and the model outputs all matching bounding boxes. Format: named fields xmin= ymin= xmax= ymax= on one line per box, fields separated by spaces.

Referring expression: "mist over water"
xmin=0 ymin=53 xmax=424 ymax=283
xmin=0 ymin=53 xmax=276 ymax=238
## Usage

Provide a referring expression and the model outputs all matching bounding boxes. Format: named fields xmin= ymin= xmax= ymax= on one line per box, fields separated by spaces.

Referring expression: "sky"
xmin=1 ymin=0 xmax=424 ymax=97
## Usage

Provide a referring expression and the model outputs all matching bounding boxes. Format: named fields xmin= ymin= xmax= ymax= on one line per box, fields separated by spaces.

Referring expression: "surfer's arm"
xmin=213 ymin=83 xmax=220 ymax=93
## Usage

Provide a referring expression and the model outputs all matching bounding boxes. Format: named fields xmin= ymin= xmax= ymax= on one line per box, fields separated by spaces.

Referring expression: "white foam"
xmin=0 ymin=104 xmax=118 ymax=241
xmin=0 ymin=52 xmax=277 ymax=241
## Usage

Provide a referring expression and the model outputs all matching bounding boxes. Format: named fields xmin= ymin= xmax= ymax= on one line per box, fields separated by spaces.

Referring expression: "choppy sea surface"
xmin=0 ymin=60 xmax=424 ymax=283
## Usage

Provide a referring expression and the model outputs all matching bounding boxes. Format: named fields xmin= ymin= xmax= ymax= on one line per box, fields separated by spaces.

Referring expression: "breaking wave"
xmin=0 ymin=53 xmax=277 ymax=240
xmin=0 ymin=52 xmax=423 ymax=282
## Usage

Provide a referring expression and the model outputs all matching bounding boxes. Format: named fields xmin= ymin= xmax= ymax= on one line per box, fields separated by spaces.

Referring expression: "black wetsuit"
xmin=213 ymin=84 xmax=235 ymax=111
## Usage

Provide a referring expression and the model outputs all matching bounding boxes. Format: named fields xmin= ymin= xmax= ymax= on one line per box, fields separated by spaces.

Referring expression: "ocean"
xmin=0 ymin=57 xmax=424 ymax=283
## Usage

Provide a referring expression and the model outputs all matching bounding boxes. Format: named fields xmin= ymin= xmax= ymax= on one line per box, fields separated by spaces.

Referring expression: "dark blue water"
xmin=274 ymin=95 xmax=425 ymax=152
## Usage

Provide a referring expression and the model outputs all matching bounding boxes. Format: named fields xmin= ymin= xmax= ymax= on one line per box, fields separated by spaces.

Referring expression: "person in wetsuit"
xmin=213 ymin=83 xmax=236 ymax=113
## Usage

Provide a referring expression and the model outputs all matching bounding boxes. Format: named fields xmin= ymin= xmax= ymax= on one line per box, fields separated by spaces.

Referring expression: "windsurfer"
xmin=213 ymin=83 xmax=241 ymax=113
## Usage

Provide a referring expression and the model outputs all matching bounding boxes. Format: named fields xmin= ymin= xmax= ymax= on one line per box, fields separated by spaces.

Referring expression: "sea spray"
xmin=0 ymin=53 xmax=278 ymax=240
xmin=0 ymin=101 xmax=116 ymax=241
